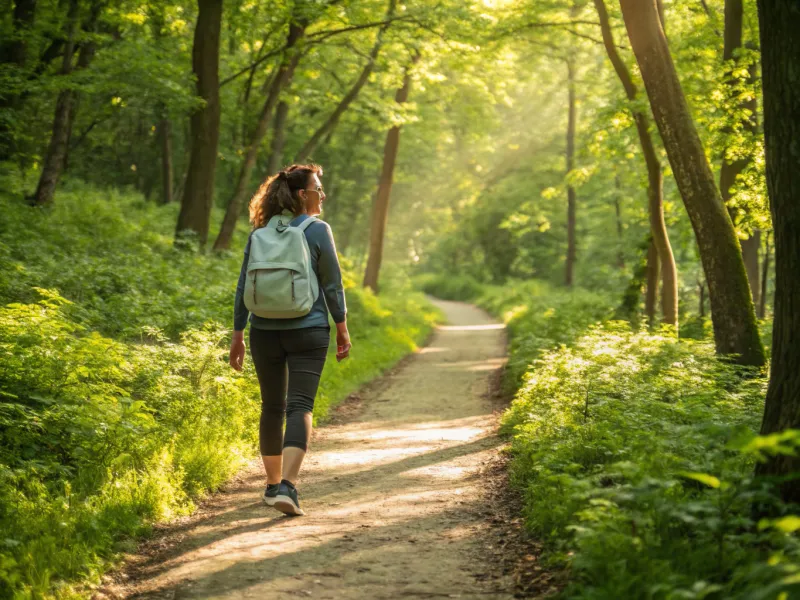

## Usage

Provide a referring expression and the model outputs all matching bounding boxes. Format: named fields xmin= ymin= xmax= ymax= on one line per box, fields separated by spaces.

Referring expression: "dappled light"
xmin=103 ymin=300 xmax=508 ymax=598
xmin=1 ymin=0 xmax=798 ymax=597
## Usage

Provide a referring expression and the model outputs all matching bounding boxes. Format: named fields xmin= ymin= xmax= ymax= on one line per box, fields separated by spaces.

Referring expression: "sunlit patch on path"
xmin=117 ymin=299 xmax=511 ymax=600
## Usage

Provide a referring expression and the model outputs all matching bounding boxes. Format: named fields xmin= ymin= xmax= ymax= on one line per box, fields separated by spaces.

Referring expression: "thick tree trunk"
xmin=176 ymin=0 xmax=223 ymax=248
xmin=619 ymin=0 xmax=764 ymax=366
xmin=31 ymin=0 xmax=79 ymax=207
xmin=754 ymin=0 xmax=800 ymax=503
xmin=212 ymin=20 xmax=304 ymax=251
xmin=158 ymin=116 xmax=174 ymax=204
xmin=295 ymin=0 xmax=395 ymax=163
xmin=565 ymin=57 xmax=577 ymax=288
xmin=363 ymin=59 xmax=416 ymax=292
xmin=719 ymin=0 xmax=761 ymax=306
xmin=645 ymin=239 xmax=660 ymax=325
xmin=595 ymin=0 xmax=678 ymax=327
xmin=267 ymin=100 xmax=290 ymax=175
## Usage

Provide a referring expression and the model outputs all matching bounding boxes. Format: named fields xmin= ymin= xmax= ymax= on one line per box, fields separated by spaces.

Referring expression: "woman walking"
xmin=229 ymin=163 xmax=351 ymax=516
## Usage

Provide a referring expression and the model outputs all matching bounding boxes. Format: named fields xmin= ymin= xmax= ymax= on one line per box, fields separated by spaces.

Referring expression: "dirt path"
xmin=111 ymin=299 xmax=512 ymax=600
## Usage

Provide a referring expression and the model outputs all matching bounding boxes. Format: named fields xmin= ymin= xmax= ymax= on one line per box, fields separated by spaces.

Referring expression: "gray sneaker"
xmin=273 ymin=481 xmax=305 ymax=516
xmin=262 ymin=483 xmax=280 ymax=506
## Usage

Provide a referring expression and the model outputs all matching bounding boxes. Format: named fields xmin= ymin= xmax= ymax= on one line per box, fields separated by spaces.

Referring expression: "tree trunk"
xmin=295 ymin=0 xmax=396 ymax=163
xmin=62 ymin=3 xmax=100 ymax=173
xmin=754 ymin=0 xmax=800 ymax=503
xmin=267 ymin=100 xmax=290 ymax=175
xmin=759 ymin=231 xmax=770 ymax=320
xmin=645 ymin=239 xmax=660 ymax=325
xmin=0 ymin=0 xmax=38 ymax=160
xmin=31 ymin=0 xmax=79 ymax=207
xmin=619 ymin=0 xmax=765 ymax=366
xmin=742 ymin=229 xmax=760 ymax=307
xmin=565 ymin=57 xmax=577 ymax=287
xmin=176 ymin=0 xmax=223 ymax=248
xmin=158 ymin=115 xmax=174 ymax=204
xmin=363 ymin=58 xmax=416 ymax=292
xmin=150 ymin=8 xmax=173 ymax=205
xmin=212 ymin=19 xmax=304 ymax=251
xmin=595 ymin=0 xmax=678 ymax=327
xmin=614 ymin=173 xmax=625 ymax=270
xmin=719 ymin=0 xmax=761 ymax=306
xmin=615 ymin=234 xmax=650 ymax=321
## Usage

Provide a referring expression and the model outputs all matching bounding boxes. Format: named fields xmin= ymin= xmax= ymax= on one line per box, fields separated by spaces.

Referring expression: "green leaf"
xmin=678 ymin=471 xmax=721 ymax=489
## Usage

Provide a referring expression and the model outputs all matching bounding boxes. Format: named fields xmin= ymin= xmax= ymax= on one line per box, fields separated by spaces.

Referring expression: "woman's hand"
xmin=230 ymin=330 xmax=246 ymax=371
xmin=335 ymin=321 xmax=351 ymax=362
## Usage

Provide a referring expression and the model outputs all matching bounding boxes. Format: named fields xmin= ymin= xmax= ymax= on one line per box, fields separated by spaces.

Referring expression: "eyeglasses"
xmin=305 ymin=185 xmax=324 ymax=196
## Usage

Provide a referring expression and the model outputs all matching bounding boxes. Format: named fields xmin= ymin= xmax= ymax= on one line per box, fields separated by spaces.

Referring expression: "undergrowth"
xmin=0 ymin=174 xmax=440 ymax=599
xmin=419 ymin=272 xmax=798 ymax=598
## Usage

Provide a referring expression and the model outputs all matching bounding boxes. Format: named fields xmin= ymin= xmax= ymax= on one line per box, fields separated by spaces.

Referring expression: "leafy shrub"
xmin=475 ymin=279 xmax=614 ymax=387
xmin=0 ymin=176 xmax=440 ymax=599
xmin=415 ymin=272 xmax=485 ymax=302
xmin=502 ymin=322 xmax=800 ymax=599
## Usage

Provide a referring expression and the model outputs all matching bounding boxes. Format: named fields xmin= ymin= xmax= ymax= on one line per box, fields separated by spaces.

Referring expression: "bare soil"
xmin=99 ymin=299 xmax=551 ymax=600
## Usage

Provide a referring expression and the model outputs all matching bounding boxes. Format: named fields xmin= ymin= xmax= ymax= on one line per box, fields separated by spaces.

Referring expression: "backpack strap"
xmin=296 ymin=216 xmax=319 ymax=232
xmin=267 ymin=214 xmax=290 ymax=229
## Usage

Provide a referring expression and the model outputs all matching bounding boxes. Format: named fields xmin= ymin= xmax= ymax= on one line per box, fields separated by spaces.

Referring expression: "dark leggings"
xmin=249 ymin=327 xmax=330 ymax=455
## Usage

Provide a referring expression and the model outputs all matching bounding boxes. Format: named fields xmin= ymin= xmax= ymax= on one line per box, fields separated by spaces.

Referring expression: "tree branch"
xmin=306 ymin=15 xmax=413 ymax=44
xmin=220 ymin=16 xmax=413 ymax=88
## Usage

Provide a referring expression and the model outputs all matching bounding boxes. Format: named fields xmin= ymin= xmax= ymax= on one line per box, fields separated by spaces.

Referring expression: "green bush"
xmin=502 ymin=322 xmax=800 ymax=599
xmin=416 ymin=272 xmax=485 ymax=302
xmin=0 ymin=176 xmax=440 ymax=599
xmin=474 ymin=279 xmax=615 ymax=387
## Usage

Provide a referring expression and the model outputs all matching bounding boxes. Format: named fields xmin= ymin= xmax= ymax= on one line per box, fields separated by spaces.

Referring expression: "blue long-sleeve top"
xmin=234 ymin=213 xmax=347 ymax=331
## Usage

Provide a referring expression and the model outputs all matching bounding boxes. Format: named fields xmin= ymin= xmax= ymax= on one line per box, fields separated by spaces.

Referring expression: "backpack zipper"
xmin=291 ymin=274 xmax=295 ymax=301
xmin=253 ymin=271 xmax=258 ymax=305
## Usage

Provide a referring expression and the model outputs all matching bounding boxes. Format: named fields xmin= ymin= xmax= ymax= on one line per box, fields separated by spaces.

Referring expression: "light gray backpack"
xmin=243 ymin=213 xmax=319 ymax=319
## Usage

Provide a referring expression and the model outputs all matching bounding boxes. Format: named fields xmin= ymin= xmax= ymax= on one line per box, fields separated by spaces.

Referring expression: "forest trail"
xmin=111 ymin=299 xmax=513 ymax=600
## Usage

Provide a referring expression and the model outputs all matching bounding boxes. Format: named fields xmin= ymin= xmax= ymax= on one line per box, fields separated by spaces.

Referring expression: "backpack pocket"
xmin=244 ymin=261 xmax=311 ymax=318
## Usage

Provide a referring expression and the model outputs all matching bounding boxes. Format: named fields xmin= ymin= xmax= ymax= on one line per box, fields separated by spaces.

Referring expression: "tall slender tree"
xmin=212 ymin=18 xmax=306 ymax=251
xmin=0 ymin=0 xmax=38 ymax=160
xmin=618 ymin=0 xmax=764 ymax=366
xmin=363 ymin=56 xmax=418 ymax=292
xmin=564 ymin=53 xmax=577 ymax=287
xmin=151 ymin=6 xmax=173 ymax=205
xmin=30 ymin=0 xmax=80 ymax=207
xmin=754 ymin=0 xmax=800 ymax=502
xmin=267 ymin=100 xmax=291 ymax=175
xmin=719 ymin=0 xmax=760 ymax=307
xmin=294 ymin=0 xmax=396 ymax=163
xmin=176 ymin=0 xmax=223 ymax=247
xmin=594 ymin=0 xmax=678 ymax=327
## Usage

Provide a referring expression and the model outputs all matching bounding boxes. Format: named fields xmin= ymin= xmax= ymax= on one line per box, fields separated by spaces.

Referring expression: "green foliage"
xmin=0 ymin=179 xmax=439 ymax=599
xmin=501 ymin=320 xmax=800 ymax=598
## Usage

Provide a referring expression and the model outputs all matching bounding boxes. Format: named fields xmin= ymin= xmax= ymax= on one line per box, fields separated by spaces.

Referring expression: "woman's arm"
xmin=315 ymin=222 xmax=350 ymax=360
xmin=230 ymin=236 xmax=251 ymax=371
xmin=315 ymin=222 xmax=347 ymax=324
